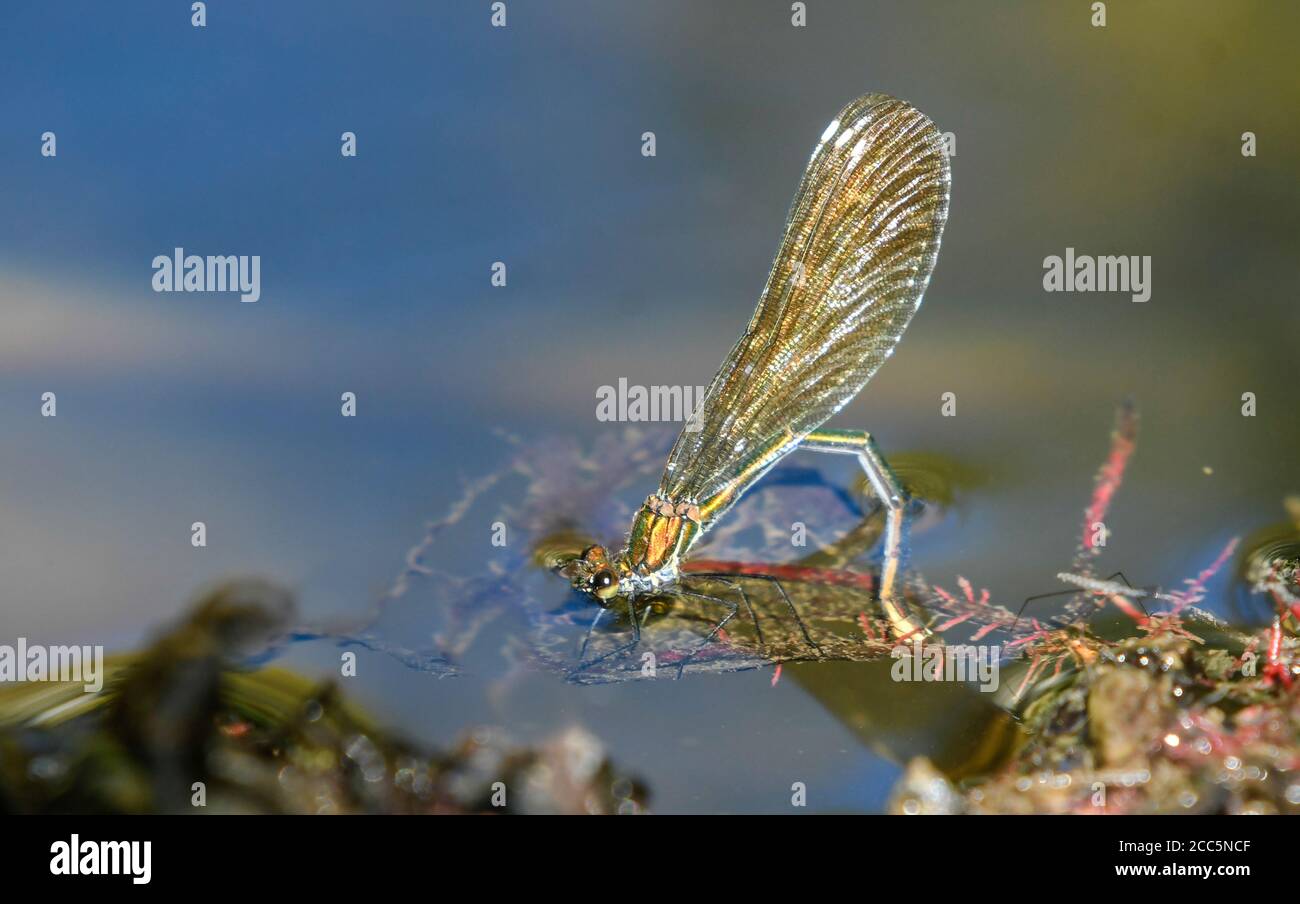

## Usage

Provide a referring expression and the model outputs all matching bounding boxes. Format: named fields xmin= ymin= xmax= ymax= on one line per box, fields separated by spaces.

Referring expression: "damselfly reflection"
xmin=558 ymin=93 xmax=951 ymax=674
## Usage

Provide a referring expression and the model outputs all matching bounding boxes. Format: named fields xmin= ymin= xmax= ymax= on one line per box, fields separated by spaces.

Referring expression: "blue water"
xmin=2 ymin=1 xmax=1296 ymax=812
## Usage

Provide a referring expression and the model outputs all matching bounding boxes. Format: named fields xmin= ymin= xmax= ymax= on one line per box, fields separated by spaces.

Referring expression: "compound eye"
xmin=591 ymin=569 xmax=619 ymax=601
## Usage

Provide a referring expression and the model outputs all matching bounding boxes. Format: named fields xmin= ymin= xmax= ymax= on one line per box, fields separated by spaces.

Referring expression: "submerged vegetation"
xmin=892 ymin=620 xmax=1300 ymax=814
xmin=891 ymin=407 xmax=1300 ymax=813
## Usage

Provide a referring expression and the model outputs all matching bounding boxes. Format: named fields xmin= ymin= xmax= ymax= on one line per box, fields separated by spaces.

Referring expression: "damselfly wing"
xmin=663 ymin=93 xmax=950 ymax=526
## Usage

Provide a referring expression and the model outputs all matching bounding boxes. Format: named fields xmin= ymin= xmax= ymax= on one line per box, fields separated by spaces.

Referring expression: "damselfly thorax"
xmin=617 ymin=494 xmax=701 ymax=592
xmin=559 ymin=91 xmax=951 ymax=670
xmin=559 ymin=499 xmax=698 ymax=601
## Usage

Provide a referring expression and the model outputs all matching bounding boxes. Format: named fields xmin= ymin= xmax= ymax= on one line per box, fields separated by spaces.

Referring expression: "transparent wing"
xmin=659 ymin=93 xmax=950 ymax=528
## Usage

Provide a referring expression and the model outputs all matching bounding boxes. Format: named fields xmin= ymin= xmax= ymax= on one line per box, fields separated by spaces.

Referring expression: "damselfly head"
xmin=566 ymin=544 xmax=622 ymax=605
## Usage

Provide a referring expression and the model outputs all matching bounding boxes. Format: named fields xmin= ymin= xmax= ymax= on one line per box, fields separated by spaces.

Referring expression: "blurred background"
xmin=1 ymin=0 xmax=1297 ymax=812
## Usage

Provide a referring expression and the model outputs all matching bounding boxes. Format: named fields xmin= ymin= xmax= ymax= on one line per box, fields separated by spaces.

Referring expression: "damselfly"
xmin=561 ymin=92 xmax=951 ymax=670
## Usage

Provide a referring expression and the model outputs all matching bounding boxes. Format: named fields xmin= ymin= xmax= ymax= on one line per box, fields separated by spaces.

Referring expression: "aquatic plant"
xmin=889 ymin=406 xmax=1300 ymax=814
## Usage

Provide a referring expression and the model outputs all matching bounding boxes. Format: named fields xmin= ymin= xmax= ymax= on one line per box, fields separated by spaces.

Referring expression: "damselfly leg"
xmin=568 ymin=595 xmax=645 ymax=681
xmin=689 ymin=574 xmax=764 ymax=648
xmin=569 ymin=580 xmax=747 ymax=681
xmin=672 ymin=585 xmax=740 ymax=679
xmin=686 ymin=571 xmax=822 ymax=654
xmin=799 ymin=428 xmax=928 ymax=640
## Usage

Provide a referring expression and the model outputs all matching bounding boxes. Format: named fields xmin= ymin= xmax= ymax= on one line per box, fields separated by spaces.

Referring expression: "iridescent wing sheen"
xmin=658 ymin=93 xmax=950 ymax=529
